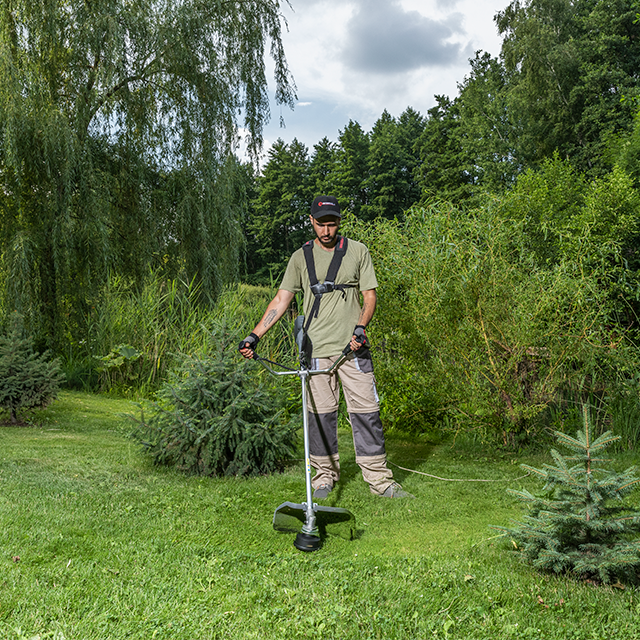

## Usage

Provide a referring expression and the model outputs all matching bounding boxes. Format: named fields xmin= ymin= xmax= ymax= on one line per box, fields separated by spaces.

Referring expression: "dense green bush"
xmin=0 ymin=314 xmax=65 ymax=423
xmin=132 ymin=323 xmax=299 ymax=476
xmin=344 ymin=188 xmax=638 ymax=444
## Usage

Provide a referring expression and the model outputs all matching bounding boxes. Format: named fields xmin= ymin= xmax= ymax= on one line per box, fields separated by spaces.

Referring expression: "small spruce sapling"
xmin=0 ymin=313 xmax=65 ymax=424
xmin=496 ymin=407 xmax=640 ymax=584
xmin=133 ymin=324 xmax=298 ymax=477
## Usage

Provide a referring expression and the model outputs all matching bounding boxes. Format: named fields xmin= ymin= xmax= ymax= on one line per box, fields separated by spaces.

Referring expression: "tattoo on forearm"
xmin=263 ymin=309 xmax=277 ymax=328
xmin=358 ymin=303 xmax=368 ymax=324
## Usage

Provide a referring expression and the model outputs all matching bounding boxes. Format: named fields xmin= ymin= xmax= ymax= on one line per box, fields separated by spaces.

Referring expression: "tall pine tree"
xmin=247 ymin=138 xmax=311 ymax=283
xmin=308 ymin=137 xmax=338 ymax=196
xmin=416 ymin=95 xmax=474 ymax=203
xmin=333 ymin=120 xmax=370 ymax=218
xmin=363 ymin=108 xmax=424 ymax=220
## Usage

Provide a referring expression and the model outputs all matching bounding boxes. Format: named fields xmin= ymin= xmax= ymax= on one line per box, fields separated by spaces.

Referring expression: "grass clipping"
xmin=494 ymin=408 xmax=640 ymax=584
xmin=132 ymin=332 xmax=298 ymax=477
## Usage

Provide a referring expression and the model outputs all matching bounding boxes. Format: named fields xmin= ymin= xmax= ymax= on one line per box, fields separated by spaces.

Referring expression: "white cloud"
xmin=260 ymin=0 xmax=512 ymax=151
xmin=342 ymin=1 xmax=468 ymax=74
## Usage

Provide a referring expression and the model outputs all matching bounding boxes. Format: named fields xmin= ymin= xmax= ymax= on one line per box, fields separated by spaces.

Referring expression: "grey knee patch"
xmin=353 ymin=349 xmax=374 ymax=373
xmin=309 ymin=411 xmax=338 ymax=457
xmin=350 ymin=412 xmax=386 ymax=457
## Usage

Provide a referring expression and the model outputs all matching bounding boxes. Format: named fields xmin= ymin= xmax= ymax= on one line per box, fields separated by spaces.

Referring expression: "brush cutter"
xmin=250 ymin=316 xmax=356 ymax=552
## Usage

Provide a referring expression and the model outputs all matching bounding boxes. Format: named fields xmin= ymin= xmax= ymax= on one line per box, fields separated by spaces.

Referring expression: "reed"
xmin=74 ymin=272 xmax=295 ymax=396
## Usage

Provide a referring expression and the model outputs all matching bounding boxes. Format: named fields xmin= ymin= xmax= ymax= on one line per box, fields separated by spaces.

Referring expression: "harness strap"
xmin=303 ymin=239 xmax=320 ymax=288
xmin=302 ymin=236 xmax=355 ymax=334
xmin=324 ymin=235 xmax=347 ymax=288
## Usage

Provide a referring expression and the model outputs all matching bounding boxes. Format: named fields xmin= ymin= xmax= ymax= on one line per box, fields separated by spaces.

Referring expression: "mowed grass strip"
xmin=1 ymin=392 xmax=640 ymax=639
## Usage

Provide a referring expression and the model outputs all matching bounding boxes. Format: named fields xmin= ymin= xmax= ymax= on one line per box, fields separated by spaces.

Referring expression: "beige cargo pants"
xmin=306 ymin=349 xmax=394 ymax=495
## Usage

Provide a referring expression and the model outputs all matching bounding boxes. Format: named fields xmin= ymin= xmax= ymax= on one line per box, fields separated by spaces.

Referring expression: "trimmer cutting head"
xmin=273 ymin=501 xmax=356 ymax=551
xmin=294 ymin=532 xmax=322 ymax=552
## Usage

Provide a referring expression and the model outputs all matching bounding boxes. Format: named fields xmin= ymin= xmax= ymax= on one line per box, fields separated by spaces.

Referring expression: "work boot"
xmin=380 ymin=482 xmax=414 ymax=498
xmin=313 ymin=483 xmax=333 ymax=499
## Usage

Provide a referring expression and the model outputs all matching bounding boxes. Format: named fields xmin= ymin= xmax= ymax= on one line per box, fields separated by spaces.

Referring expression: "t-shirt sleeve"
xmin=279 ymin=251 xmax=304 ymax=293
xmin=358 ymin=246 xmax=378 ymax=291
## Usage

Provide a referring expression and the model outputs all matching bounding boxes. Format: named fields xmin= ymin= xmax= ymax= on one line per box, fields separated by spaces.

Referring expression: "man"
xmin=240 ymin=195 xmax=411 ymax=499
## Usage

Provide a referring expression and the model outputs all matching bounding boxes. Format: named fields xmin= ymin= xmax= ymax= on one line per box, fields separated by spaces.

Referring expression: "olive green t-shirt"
xmin=279 ymin=238 xmax=378 ymax=358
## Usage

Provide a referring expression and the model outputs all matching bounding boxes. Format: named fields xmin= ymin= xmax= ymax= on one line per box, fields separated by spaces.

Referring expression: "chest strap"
xmin=302 ymin=236 xmax=355 ymax=334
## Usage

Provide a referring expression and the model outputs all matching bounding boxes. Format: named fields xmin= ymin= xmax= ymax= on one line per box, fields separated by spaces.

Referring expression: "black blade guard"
xmin=273 ymin=501 xmax=356 ymax=540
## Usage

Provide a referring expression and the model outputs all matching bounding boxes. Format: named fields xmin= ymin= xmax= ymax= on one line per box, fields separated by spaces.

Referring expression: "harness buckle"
xmin=310 ymin=282 xmax=334 ymax=295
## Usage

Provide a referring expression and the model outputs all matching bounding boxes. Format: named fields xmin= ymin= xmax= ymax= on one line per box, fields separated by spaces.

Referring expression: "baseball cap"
xmin=311 ymin=195 xmax=341 ymax=219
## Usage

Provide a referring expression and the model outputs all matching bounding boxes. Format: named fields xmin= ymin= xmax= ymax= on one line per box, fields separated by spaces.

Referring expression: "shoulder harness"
xmin=302 ymin=236 xmax=355 ymax=333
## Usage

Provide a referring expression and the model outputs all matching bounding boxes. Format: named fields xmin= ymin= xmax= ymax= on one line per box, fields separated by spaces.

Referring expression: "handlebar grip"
xmin=239 ymin=332 xmax=259 ymax=355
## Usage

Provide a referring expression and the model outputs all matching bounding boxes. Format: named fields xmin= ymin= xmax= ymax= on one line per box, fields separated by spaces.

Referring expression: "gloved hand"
xmin=239 ymin=332 xmax=259 ymax=354
xmin=353 ymin=325 xmax=368 ymax=347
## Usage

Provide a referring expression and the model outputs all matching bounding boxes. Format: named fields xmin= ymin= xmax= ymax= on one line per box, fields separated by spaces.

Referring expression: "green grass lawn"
xmin=1 ymin=392 xmax=640 ymax=639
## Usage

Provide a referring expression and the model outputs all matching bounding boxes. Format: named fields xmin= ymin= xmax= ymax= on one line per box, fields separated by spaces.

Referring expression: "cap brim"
xmin=311 ymin=210 xmax=341 ymax=219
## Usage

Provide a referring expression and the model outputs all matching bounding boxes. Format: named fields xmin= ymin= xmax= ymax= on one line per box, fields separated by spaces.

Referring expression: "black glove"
xmin=353 ymin=325 xmax=368 ymax=347
xmin=239 ymin=332 xmax=259 ymax=353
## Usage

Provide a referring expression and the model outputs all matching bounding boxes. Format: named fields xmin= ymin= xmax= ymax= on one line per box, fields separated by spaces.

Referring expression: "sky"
xmin=254 ymin=0 xmax=513 ymax=161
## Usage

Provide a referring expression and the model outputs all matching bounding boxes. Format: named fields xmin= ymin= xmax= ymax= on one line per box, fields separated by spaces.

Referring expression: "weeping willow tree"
xmin=0 ymin=0 xmax=294 ymax=348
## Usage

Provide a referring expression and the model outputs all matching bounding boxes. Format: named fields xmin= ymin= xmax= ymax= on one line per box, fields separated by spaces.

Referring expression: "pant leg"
xmin=307 ymin=358 xmax=341 ymax=489
xmin=338 ymin=350 xmax=394 ymax=495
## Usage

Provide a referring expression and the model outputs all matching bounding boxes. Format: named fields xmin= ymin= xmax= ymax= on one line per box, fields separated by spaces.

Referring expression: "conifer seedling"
xmin=496 ymin=407 xmax=640 ymax=584
xmin=0 ymin=313 xmax=64 ymax=424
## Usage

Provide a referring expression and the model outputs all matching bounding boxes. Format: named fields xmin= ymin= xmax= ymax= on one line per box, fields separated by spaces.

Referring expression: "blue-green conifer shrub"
xmin=496 ymin=409 xmax=640 ymax=584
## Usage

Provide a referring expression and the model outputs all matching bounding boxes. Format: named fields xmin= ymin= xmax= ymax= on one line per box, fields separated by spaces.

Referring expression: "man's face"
xmin=310 ymin=214 xmax=341 ymax=248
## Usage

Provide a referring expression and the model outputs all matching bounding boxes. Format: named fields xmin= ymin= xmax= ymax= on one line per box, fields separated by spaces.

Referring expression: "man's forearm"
xmin=357 ymin=289 xmax=377 ymax=327
xmin=252 ymin=289 xmax=295 ymax=338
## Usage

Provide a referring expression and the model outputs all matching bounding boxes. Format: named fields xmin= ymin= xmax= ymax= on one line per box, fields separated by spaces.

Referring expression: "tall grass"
xmin=88 ymin=274 xmax=209 ymax=390
xmin=608 ymin=381 xmax=640 ymax=451
xmin=545 ymin=385 xmax=640 ymax=453
xmin=64 ymin=273 xmax=296 ymax=396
